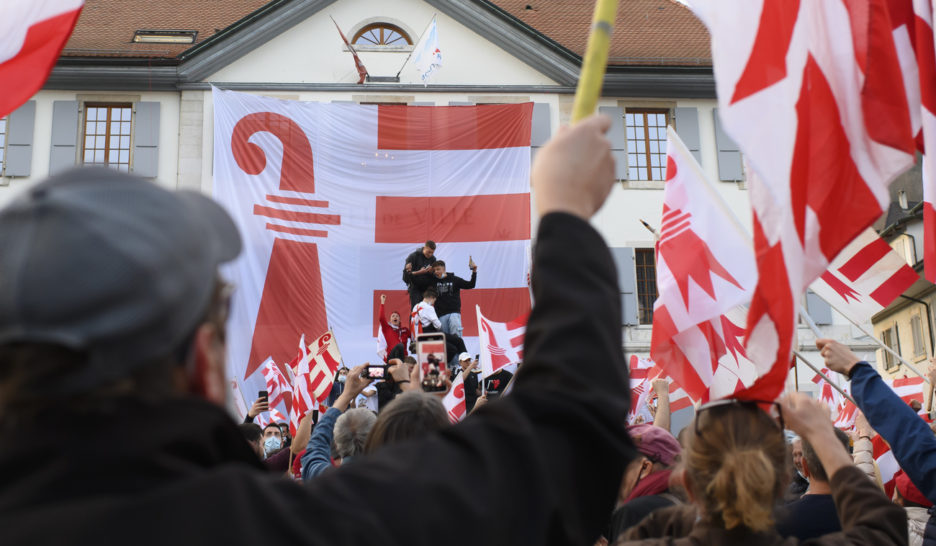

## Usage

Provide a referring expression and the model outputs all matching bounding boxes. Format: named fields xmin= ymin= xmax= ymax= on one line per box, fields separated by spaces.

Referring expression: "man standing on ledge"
xmin=403 ymin=240 xmax=437 ymax=309
xmin=0 ymin=113 xmax=634 ymax=545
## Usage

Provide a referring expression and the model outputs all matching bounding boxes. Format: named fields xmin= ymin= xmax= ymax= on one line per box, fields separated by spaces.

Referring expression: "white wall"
xmin=207 ymin=0 xmax=557 ymax=86
xmin=0 ymin=90 xmax=180 ymax=207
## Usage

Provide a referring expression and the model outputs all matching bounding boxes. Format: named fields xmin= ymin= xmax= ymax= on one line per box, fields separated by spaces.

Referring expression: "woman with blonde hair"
xmin=618 ymin=393 xmax=907 ymax=545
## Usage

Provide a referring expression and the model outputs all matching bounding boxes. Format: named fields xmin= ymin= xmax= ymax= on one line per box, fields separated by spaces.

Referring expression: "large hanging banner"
xmin=212 ymin=88 xmax=533 ymax=398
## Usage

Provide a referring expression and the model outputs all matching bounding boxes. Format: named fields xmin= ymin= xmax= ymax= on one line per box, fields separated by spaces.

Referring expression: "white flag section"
xmin=442 ymin=371 xmax=467 ymax=423
xmin=476 ymin=305 xmax=526 ymax=377
xmin=213 ymin=88 xmax=533 ymax=402
xmin=810 ymin=228 xmax=919 ymax=325
xmin=883 ymin=376 xmax=927 ymax=413
xmin=691 ymin=0 xmax=916 ymax=401
xmin=411 ymin=17 xmax=442 ymax=82
xmin=651 ymin=128 xmax=758 ymax=402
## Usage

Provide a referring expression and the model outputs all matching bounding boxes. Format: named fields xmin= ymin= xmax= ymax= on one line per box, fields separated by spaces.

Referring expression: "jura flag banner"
xmin=651 ymin=128 xmax=759 ymax=402
xmin=442 ymin=371 xmax=468 ymax=424
xmin=691 ymin=0 xmax=917 ymax=401
xmin=810 ymin=228 xmax=919 ymax=324
xmin=476 ymin=306 xmax=526 ymax=377
xmin=213 ymin=88 xmax=533 ymax=400
xmin=0 ymin=0 xmax=83 ymax=118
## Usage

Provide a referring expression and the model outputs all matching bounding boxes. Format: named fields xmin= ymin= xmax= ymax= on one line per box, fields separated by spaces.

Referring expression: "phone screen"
xmin=416 ymin=332 xmax=447 ymax=391
xmin=365 ymin=365 xmax=386 ymax=379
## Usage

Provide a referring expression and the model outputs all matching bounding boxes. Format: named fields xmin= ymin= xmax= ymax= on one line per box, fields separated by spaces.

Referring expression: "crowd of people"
xmin=0 ymin=113 xmax=934 ymax=545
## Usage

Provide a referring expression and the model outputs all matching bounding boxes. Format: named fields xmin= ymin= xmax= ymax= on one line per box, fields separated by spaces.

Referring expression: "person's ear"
xmin=190 ymin=322 xmax=227 ymax=405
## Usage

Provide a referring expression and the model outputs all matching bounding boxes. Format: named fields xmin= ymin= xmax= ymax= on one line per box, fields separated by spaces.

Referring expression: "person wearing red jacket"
xmin=379 ymin=294 xmax=410 ymax=361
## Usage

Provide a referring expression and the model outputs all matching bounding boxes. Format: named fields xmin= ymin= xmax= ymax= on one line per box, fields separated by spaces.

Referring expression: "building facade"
xmin=0 ymin=0 xmax=883 ymax=400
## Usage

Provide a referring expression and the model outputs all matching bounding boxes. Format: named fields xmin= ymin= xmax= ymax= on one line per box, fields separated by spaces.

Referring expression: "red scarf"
xmin=625 ymin=468 xmax=673 ymax=502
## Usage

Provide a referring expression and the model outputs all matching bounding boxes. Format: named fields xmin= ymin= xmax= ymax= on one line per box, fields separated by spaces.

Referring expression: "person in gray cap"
xmin=0 ymin=113 xmax=636 ymax=546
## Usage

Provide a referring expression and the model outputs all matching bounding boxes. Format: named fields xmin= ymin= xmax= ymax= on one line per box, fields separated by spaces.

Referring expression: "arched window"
xmin=352 ymin=23 xmax=412 ymax=46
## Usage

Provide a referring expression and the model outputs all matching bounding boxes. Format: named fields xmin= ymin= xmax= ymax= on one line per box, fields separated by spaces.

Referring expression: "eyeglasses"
xmin=693 ymin=398 xmax=784 ymax=436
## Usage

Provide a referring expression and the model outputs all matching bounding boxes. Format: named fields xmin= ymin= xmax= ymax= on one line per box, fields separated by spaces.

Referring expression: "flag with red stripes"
xmin=632 ymin=356 xmax=696 ymax=417
xmin=213 ymin=89 xmax=533 ymax=400
xmin=883 ymin=375 xmax=927 ymax=412
xmin=810 ymin=228 xmax=919 ymax=324
xmin=260 ymin=357 xmax=293 ymax=409
xmin=255 ymin=408 xmax=288 ymax=429
xmin=629 ymin=355 xmax=655 ymax=423
xmin=872 ymin=435 xmax=900 ymax=498
xmin=811 ymin=367 xmax=845 ymax=418
xmin=476 ymin=306 xmax=526 ymax=378
xmin=691 ymin=0 xmax=917 ymax=401
xmin=834 ymin=398 xmax=859 ymax=430
xmin=330 ymin=17 xmax=368 ymax=84
xmin=0 ymin=1 xmax=83 ymax=119
xmin=651 ymin=128 xmax=759 ymax=403
xmin=886 ymin=0 xmax=936 ymax=281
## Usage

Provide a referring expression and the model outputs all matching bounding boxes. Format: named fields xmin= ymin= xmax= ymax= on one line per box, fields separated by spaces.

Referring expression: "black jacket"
xmin=0 ymin=213 xmax=635 ymax=545
xmin=402 ymin=248 xmax=435 ymax=290
xmin=429 ymin=271 xmax=476 ymax=317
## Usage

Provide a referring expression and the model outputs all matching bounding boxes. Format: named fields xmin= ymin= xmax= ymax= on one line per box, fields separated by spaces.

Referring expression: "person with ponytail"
xmin=618 ymin=394 xmax=907 ymax=545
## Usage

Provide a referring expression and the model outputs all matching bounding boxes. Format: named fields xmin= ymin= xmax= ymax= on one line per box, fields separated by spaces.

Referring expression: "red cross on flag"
xmin=690 ymin=0 xmax=919 ymax=401
xmin=810 ymin=228 xmax=919 ymax=324
xmin=212 ymin=89 xmax=534 ymax=402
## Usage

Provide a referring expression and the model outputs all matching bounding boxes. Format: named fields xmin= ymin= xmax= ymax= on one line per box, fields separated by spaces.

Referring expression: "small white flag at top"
xmin=411 ymin=17 xmax=442 ymax=83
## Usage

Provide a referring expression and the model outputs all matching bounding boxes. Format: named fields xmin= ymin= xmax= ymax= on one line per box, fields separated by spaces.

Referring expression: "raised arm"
xmin=303 ymin=115 xmax=636 ymax=544
xmin=818 ymin=338 xmax=936 ymax=503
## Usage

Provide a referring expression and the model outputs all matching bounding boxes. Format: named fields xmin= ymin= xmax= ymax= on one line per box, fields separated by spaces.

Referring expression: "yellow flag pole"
xmin=571 ymin=0 xmax=619 ymax=123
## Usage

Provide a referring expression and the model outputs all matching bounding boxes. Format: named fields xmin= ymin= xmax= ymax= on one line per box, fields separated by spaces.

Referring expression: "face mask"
xmin=337 ymin=375 xmax=347 ymax=383
xmin=263 ymin=436 xmax=282 ymax=456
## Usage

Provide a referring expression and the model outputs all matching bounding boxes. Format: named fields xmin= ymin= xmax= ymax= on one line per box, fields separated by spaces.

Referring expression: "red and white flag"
xmin=651 ymin=128 xmax=759 ymax=402
xmin=883 ymin=375 xmax=927 ymax=411
xmin=810 ymin=228 xmax=919 ymax=324
xmin=255 ymin=408 xmax=288 ymax=429
xmin=213 ymin=89 xmax=533 ymax=401
xmin=330 ymin=16 xmax=368 ymax=84
xmin=0 ymin=1 xmax=83 ymax=118
xmin=476 ymin=306 xmax=526 ymax=378
xmin=834 ymin=398 xmax=859 ymax=430
xmin=873 ymin=435 xmax=900 ymax=498
xmin=886 ymin=0 xmax=936 ymax=281
xmin=629 ymin=356 xmax=655 ymax=423
xmin=691 ymin=0 xmax=918 ymax=401
xmin=260 ymin=357 xmax=293 ymax=409
xmin=442 ymin=371 xmax=468 ymax=423
xmin=811 ymin=367 xmax=845 ymax=418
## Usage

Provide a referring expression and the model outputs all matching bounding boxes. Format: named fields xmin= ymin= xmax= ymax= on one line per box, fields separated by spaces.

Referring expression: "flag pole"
xmin=805 ymin=293 xmax=931 ymax=384
xmin=792 ymin=349 xmax=857 ymax=405
xmin=571 ymin=0 xmax=618 ymax=122
xmin=639 ymin=218 xmax=660 ymax=241
xmin=395 ymin=15 xmax=436 ymax=79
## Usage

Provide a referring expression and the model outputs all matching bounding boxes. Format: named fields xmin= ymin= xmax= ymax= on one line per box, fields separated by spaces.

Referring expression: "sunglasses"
xmin=693 ymin=398 xmax=784 ymax=436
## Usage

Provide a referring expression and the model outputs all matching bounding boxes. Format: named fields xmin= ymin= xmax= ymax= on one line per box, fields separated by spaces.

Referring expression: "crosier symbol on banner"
xmin=231 ymin=112 xmax=334 ymax=380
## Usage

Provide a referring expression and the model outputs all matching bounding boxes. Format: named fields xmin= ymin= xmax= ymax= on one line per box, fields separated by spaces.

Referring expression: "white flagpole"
xmin=791 ymin=349 xmax=857 ymax=405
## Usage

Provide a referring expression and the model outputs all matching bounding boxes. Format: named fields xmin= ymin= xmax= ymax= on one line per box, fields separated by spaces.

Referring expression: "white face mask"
xmin=337 ymin=375 xmax=347 ymax=383
xmin=263 ymin=436 xmax=282 ymax=456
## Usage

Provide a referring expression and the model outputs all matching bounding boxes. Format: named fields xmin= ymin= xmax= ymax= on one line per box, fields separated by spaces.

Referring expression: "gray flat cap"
xmin=0 ymin=167 xmax=241 ymax=392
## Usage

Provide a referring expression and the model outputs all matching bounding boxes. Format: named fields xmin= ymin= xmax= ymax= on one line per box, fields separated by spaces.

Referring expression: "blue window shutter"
xmin=599 ymin=106 xmax=628 ymax=180
xmin=713 ymin=108 xmax=743 ymax=181
xmin=50 ymin=101 xmax=79 ymax=175
xmin=610 ymin=247 xmax=639 ymax=326
xmin=5 ymin=100 xmax=35 ymax=176
xmin=674 ymin=107 xmax=701 ymax=164
xmin=132 ymin=102 xmax=160 ymax=177
xmin=806 ymin=289 xmax=833 ymax=326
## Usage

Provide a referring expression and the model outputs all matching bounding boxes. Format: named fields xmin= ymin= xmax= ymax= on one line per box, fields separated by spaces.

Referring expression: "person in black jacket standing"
xmin=0 ymin=113 xmax=633 ymax=546
xmin=403 ymin=240 xmax=437 ymax=309
xmin=428 ymin=259 xmax=477 ymax=338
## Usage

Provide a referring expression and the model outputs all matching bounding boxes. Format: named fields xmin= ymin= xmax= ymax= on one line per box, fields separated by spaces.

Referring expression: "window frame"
xmin=625 ymin=108 xmax=670 ymax=182
xmin=910 ymin=313 xmax=927 ymax=358
xmin=635 ymin=248 xmax=658 ymax=325
xmin=81 ymin=102 xmax=134 ymax=172
xmin=881 ymin=324 xmax=900 ymax=371
xmin=352 ymin=23 xmax=412 ymax=47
